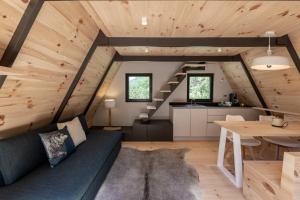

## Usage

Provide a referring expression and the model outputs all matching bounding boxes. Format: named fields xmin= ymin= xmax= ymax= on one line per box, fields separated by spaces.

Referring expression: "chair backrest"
xmin=259 ymin=115 xmax=273 ymax=122
xmin=226 ymin=115 xmax=245 ymax=122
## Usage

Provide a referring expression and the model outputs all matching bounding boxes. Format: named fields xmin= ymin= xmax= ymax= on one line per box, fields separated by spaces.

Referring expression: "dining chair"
xmin=225 ymin=115 xmax=261 ymax=160
xmin=259 ymin=115 xmax=300 ymax=160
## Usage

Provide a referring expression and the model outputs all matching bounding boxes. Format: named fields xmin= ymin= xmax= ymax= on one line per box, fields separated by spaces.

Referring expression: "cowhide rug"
xmin=95 ymin=148 xmax=201 ymax=200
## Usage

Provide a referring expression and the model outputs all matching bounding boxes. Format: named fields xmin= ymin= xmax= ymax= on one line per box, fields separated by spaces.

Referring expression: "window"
xmin=187 ymin=73 xmax=214 ymax=102
xmin=126 ymin=73 xmax=152 ymax=102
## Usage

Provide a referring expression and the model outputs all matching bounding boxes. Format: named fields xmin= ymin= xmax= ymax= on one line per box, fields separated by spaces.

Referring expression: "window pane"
xmin=189 ymin=76 xmax=211 ymax=100
xmin=128 ymin=76 xmax=150 ymax=100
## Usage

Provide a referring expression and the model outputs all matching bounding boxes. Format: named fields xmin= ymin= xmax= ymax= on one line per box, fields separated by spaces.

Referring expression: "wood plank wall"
xmin=240 ymin=29 xmax=300 ymax=112
xmin=0 ymin=1 xmax=99 ymax=138
xmin=85 ymin=62 xmax=121 ymax=127
xmin=59 ymin=47 xmax=116 ymax=121
xmin=0 ymin=0 xmax=29 ymax=58
xmin=221 ymin=62 xmax=262 ymax=107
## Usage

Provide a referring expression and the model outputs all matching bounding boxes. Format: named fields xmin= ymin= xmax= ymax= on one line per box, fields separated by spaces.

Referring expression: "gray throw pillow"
xmin=39 ymin=127 xmax=75 ymax=167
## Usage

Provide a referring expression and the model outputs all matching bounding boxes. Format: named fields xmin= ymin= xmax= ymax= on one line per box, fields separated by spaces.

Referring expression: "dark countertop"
xmin=169 ymin=102 xmax=251 ymax=109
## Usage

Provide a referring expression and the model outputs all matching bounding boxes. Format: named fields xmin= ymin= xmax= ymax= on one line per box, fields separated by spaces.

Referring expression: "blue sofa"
xmin=0 ymin=116 xmax=122 ymax=200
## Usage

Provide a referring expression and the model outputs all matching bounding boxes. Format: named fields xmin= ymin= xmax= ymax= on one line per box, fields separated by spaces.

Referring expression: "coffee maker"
xmin=229 ymin=93 xmax=239 ymax=106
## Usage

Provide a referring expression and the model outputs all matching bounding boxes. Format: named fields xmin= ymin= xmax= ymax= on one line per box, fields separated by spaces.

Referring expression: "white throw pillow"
xmin=57 ymin=117 xmax=86 ymax=147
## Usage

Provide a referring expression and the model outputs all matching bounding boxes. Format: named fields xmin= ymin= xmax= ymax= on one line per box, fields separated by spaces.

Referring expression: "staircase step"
xmin=168 ymin=80 xmax=179 ymax=84
xmin=146 ymin=105 xmax=156 ymax=110
xmin=160 ymin=89 xmax=171 ymax=93
xmin=153 ymin=98 xmax=164 ymax=101
xmin=139 ymin=113 xmax=149 ymax=119
xmin=175 ymin=72 xmax=187 ymax=76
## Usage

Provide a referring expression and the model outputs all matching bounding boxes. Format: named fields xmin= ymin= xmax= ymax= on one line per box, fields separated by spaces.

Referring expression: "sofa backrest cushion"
xmin=78 ymin=115 xmax=89 ymax=134
xmin=0 ymin=124 xmax=57 ymax=185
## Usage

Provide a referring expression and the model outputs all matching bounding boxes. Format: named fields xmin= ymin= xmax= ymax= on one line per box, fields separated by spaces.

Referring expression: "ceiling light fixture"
xmin=144 ymin=47 xmax=149 ymax=53
xmin=251 ymin=31 xmax=290 ymax=70
xmin=141 ymin=16 xmax=148 ymax=26
xmin=217 ymin=48 xmax=222 ymax=53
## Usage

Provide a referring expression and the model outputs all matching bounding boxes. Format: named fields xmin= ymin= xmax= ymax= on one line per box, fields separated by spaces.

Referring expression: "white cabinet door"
xmin=173 ymin=109 xmax=190 ymax=137
xmin=191 ymin=109 xmax=207 ymax=136
xmin=206 ymin=115 xmax=225 ymax=136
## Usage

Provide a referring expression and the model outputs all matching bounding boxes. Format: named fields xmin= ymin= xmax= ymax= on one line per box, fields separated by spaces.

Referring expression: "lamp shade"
xmin=104 ymin=99 xmax=116 ymax=108
xmin=251 ymin=56 xmax=290 ymax=70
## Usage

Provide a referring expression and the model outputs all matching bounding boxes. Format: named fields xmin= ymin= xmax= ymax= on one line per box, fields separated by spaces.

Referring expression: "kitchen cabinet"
xmin=173 ymin=108 xmax=190 ymax=137
xmin=191 ymin=109 xmax=207 ymax=136
xmin=171 ymin=107 xmax=259 ymax=140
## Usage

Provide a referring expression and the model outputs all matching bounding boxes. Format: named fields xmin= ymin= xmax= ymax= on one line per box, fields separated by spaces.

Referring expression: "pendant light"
xmin=251 ymin=31 xmax=290 ymax=70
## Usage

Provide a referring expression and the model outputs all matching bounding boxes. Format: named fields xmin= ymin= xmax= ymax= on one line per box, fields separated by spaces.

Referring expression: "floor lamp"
xmin=104 ymin=99 xmax=121 ymax=131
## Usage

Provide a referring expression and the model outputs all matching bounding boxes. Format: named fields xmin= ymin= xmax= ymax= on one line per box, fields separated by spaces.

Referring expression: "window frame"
xmin=125 ymin=73 xmax=153 ymax=102
xmin=187 ymin=73 xmax=214 ymax=102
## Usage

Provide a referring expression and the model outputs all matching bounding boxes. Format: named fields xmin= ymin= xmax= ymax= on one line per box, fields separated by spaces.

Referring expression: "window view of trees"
xmin=188 ymin=75 xmax=212 ymax=100
xmin=128 ymin=76 xmax=150 ymax=100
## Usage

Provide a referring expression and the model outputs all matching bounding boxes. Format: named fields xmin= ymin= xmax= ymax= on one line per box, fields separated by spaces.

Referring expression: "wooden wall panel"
xmin=221 ymin=62 xmax=261 ymax=107
xmin=0 ymin=0 xmax=29 ymax=58
xmin=86 ymin=62 xmax=121 ymax=127
xmin=240 ymin=42 xmax=300 ymax=112
xmin=60 ymin=47 xmax=116 ymax=121
xmin=0 ymin=1 xmax=99 ymax=138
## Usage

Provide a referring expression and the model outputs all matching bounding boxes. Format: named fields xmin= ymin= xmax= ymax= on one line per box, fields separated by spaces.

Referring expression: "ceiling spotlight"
xmin=217 ymin=48 xmax=222 ymax=53
xmin=144 ymin=47 xmax=149 ymax=53
xmin=251 ymin=31 xmax=290 ymax=71
xmin=141 ymin=16 xmax=148 ymax=26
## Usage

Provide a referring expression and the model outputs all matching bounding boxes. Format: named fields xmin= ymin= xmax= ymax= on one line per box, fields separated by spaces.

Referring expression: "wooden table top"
xmin=214 ymin=121 xmax=300 ymax=137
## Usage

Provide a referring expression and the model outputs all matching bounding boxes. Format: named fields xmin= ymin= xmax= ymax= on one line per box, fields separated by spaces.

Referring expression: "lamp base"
xmin=103 ymin=126 xmax=122 ymax=131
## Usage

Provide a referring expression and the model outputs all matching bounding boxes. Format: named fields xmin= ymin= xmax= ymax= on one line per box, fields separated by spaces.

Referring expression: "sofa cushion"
xmin=0 ymin=124 xmax=57 ymax=185
xmin=0 ymin=131 xmax=122 ymax=200
xmin=57 ymin=117 xmax=86 ymax=147
xmin=78 ymin=115 xmax=89 ymax=134
xmin=39 ymin=127 xmax=75 ymax=167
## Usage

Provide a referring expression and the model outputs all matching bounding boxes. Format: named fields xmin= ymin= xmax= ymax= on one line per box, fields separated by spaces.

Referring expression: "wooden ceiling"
xmin=86 ymin=1 xmax=300 ymax=37
xmin=115 ymin=47 xmax=253 ymax=56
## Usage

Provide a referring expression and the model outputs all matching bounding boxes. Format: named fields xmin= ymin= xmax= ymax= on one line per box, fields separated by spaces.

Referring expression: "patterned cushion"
xmin=39 ymin=127 xmax=75 ymax=167
xmin=57 ymin=117 xmax=87 ymax=147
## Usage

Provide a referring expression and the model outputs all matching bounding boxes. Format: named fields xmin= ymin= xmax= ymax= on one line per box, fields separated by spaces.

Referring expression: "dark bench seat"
xmin=0 ymin=129 xmax=122 ymax=200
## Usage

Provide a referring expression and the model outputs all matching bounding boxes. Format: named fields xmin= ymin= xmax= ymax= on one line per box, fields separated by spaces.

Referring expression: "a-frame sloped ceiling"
xmin=240 ymin=30 xmax=300 ymax=112
xmin=0 ymin=0 xmax=29 ymax=58
xmin=85 ymin=61 xmax=121 ymax=126
xmin=0 ymin=1 xmax=101 ymax=138
xmin=60 ymin=47 xmax=116 ymax=122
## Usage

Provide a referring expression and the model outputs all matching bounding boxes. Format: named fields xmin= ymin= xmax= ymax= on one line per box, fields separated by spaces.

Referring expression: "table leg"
xmin=217 ymin=128 xmax=243 ymax=188
xmin=232 ymin=132 xmax=243 ymax=188
xmin=217 ymin=127 xmax=227 ymax=167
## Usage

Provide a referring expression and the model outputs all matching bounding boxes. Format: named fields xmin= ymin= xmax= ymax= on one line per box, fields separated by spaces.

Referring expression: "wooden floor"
xmin=122 ymin=141 xmax=246 ymax=200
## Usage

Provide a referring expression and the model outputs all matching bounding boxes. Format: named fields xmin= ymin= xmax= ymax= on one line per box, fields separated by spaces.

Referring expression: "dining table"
xmin=214 ymin=120 xmax=300 ymax=188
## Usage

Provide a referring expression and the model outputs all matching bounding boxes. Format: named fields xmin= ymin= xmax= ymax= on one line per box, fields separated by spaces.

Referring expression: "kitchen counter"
xmin=169 ymin=102 xmax=251 ymax=109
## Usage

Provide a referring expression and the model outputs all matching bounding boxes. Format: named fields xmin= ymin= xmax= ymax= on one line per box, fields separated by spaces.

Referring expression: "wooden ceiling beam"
xmin=0 ymin=0 xmax=44 ymax=88
xmin=52 ymin=31 xmax=106 ymax=123
xmin=83 ymin=53 xmax=117 ymax=115
xmin=115 ymin=53 xmax=239 ymax=62
xmin=98 ymin=36 xmax=282 ymax=48
xmin=235 ymin=54 xmax=269 ymax=113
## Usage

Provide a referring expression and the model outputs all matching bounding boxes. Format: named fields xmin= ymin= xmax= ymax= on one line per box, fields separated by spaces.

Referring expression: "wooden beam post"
xmin=83 ymin=53 xmax=117 ymax=115
xmin=277 ymin=35 xmax=300 ymax=73
xmin=236 ymin=54 xmax=269 ymax=112
xmin=115 ymin=54 xmax=240 ymax=62
xmin=52 ymin=31 xmax=106 ymax=123
xmin=0 ymin=0 xmax=44 ymax=88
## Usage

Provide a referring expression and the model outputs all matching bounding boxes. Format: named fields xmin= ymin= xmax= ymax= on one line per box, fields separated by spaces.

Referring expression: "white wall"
xmin=93 ymin=61 xmax=233 ymax=126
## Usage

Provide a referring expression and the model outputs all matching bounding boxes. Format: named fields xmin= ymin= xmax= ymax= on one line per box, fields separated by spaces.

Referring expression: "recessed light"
xmin=141 ymin=16 xmax=148 ymax=26
xmin=145 ymin=47 xmax=149 ymax=53
xmin=217 ymin=48 xmax=222 ymax=52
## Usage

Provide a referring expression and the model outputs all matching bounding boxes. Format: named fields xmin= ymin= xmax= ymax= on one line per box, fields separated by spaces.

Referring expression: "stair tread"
xmin=153 ymin=98 xmax=164 ymax=101
xmin=146 ymin=105 xmax=156 ymax=110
